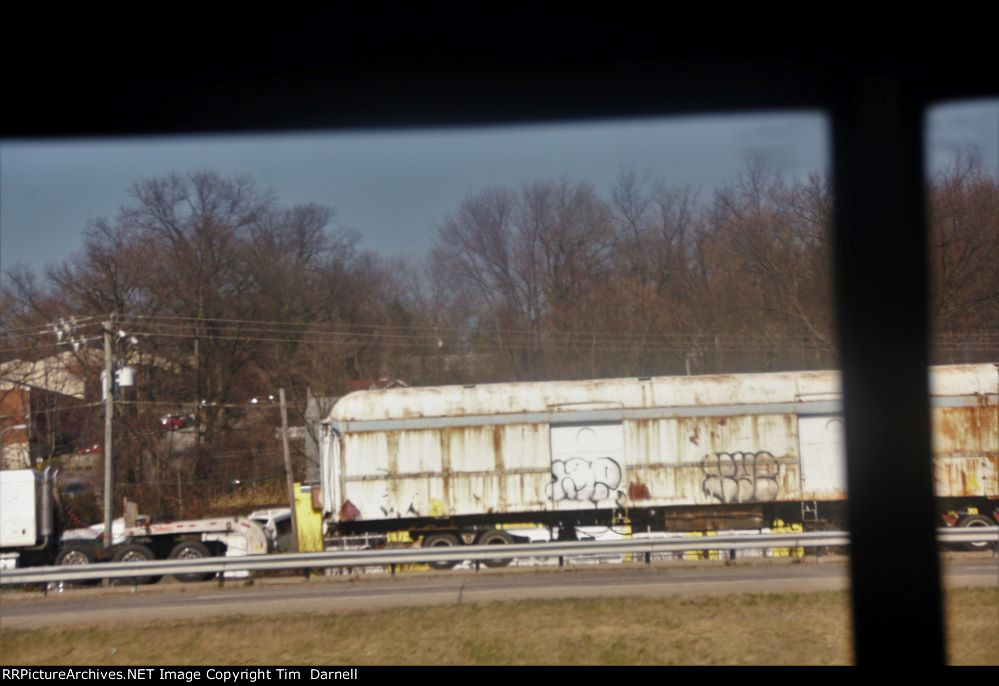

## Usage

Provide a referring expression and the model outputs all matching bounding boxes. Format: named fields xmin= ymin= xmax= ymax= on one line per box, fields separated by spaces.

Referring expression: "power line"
xmin=0 ymin=335 xmax=103 ymax=355
xmin=118 ymin=312 xmax=999 ymax=346
xmin=119 ymin=328 xmax=997 ymax=354
xmin=8 ymin=311 xmax=998 ymax=353
xmin=0 ymin=315 xmax=102 ymax=337
xmin=5 ymin=400 xmax=103 ymax=417
xmin=117 ymin=474 xmax=284 ymax=488
xmin=121 ymin=324 xmax=838 ymax=346
xmin=125 ymin=312 xmax=843 ymax=342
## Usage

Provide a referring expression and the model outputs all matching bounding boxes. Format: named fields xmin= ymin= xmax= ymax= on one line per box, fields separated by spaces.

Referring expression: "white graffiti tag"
xmin=548 ymin=457 xmax=623 ymax=503
xmin=701 ymin=451 xmax=780 ymax=503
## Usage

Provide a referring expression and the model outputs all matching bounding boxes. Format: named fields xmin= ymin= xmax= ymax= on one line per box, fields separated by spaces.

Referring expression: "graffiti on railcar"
xmin=701 ymin=451 xmax=780 ymax=503
xmin=548 ymin=456 xmax=623 ymax=504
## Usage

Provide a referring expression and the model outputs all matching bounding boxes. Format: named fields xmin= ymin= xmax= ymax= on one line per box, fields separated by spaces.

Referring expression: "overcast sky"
xmin=1 ymin=99 xmax=996 ymax=285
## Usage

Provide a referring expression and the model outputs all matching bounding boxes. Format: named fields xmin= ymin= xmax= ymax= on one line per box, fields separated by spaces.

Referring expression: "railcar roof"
xmin=323 ymin=364 xmax=997 ymax=424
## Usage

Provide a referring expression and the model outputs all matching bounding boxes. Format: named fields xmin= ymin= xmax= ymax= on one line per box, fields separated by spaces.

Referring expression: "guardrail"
xmin=1 ymin=527 xmax=995 ymax=586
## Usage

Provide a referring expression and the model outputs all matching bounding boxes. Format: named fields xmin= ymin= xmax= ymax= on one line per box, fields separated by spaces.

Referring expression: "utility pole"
xmin=279 ymin=388 xmax=300 ymax=552
xmin=102 ymin=316 xmax=115 ymax=549
xmin=193 ymin=300 xmax=202 ymax=486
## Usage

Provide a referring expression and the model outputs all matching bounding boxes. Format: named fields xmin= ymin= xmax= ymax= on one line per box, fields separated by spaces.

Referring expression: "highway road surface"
xmin=1 ymin=555 xmax=996 ymax=630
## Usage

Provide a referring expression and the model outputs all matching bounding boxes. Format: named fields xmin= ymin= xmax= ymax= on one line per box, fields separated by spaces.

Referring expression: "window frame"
xmin=6 ymin=46 xmax=994 ymax=665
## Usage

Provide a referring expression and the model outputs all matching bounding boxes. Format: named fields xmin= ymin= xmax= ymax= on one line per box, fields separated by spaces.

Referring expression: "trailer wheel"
xmin=423 ymin=533 xmax=461 ymax=570
xmin=168 ymin=541 xmax=214 ymax=582
xmin=957 ymin=515 xmax=996 ymax=551
xmin=54 ymin=544 xmax=100 ymax=586
xmin=476 ymin=529 xmax=515 ymax=567
xmin=112 ymin=543 xmax=162 ymax=585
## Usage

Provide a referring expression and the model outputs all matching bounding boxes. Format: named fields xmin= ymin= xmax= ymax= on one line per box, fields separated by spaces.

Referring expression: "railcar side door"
xmin=548 ymin=423 xmax=625 ymax=510
xmin=798 ymin=415 xmax=848 ymax=501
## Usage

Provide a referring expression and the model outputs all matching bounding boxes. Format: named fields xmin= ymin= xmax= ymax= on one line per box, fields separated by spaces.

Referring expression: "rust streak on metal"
xmin=493 ymin=426 xmax=507 ymax=512
xmin=939 ymin=410 xmax=959 ymax=444
xmin=439 ymin=429 xmax=451 ymax=511
xmin=386 ymin=431 xmax=399 ymax=477
xmin=628 ymin=480 xmax=651 ymax=500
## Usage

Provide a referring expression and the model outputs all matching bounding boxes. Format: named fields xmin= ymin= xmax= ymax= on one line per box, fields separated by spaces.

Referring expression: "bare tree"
xmin=928 ymin=150 xmax=999 ymax=363
xmin=699 ymin=160 xmax=835 ymax=370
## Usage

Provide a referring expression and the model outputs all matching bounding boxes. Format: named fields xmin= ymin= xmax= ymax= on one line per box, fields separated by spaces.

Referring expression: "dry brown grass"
xmin=2 ymin=588 xmax=996 ymax=666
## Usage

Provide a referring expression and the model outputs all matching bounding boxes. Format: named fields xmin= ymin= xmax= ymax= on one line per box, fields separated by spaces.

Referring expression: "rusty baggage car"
xmin=319 ymin=364 xmax=998 ymax=559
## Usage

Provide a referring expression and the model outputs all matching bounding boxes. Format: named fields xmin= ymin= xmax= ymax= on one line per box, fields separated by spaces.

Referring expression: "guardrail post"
xmin=390 ymin=563 xmax=396 ymax=576
xmin=558 ymin=556 xmax=564 ymax=568
xmin=475 ymin=559 xmax=481 ymax=572
xmin=644 ymin=551 xmax=651 ymax=566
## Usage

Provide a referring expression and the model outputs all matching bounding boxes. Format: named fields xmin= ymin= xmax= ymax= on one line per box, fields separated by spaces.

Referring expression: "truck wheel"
xmin=168 ymin=541 xmax=214 ymax=582
xmin=476 ymin=529 xmax=515 ymax=567
xmin=958 ymin=515 xmax=996 ymax=551
xmin=423 ymin=533 xmax=461 ymax=570
xmin=112 ymin=544 xmax=162 ymax=585
xmin=55 ymin=544 xmax=99 ymax=586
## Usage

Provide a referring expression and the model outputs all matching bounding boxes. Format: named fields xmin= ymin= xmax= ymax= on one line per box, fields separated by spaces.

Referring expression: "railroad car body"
xmin=319 ymin=364 xmax=997 ymax=550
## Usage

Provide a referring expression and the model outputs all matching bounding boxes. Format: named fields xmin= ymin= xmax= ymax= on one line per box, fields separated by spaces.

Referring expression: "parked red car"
xmin=159 ymin=413 xmax=195 ymax=430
